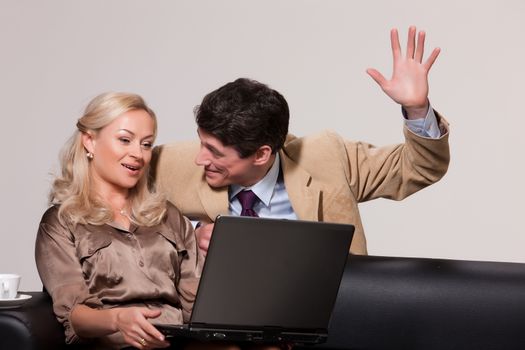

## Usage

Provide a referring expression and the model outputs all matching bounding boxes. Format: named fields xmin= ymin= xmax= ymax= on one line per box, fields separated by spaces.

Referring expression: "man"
xmin=152 ymin=27 xmax=450 ymax=255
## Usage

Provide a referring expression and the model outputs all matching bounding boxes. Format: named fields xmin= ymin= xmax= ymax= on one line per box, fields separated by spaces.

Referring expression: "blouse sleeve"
xmin=165 ymin=203 xmax=204 ymax=323
xmin=34 ymin=207 xmax=103 ymax=344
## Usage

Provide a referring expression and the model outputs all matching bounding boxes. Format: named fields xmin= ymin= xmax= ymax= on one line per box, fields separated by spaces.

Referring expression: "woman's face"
xmin=83 ymin=109 xmax=155 ymax=196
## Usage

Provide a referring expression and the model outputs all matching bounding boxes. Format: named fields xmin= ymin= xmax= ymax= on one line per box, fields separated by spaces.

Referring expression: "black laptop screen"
xmin=190 ymin=216 xmax=354 ymax=330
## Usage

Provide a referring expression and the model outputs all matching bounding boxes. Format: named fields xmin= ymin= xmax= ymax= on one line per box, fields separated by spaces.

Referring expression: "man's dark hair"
xmin=195 ymin=78 xmax=289 ymax=158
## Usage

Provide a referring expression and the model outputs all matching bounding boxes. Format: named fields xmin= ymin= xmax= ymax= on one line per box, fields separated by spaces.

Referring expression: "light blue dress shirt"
xmin=228 ymin=106 xmax=441 ymax=218
xmin=229 ymin=153 xmax=298 ymax=219
xmin=404 ymin=106 xmax=441 ymax=138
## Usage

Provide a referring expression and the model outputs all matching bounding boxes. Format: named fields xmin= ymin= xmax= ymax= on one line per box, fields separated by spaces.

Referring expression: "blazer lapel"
xmin=197 ymin=177 xmax=229 ymax=222
xmin=280 ymin=151 xmax=321 ymax=221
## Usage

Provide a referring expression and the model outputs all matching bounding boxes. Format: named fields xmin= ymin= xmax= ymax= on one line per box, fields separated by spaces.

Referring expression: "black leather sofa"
xmin=2 ymin=255 xmax=525 ymax=350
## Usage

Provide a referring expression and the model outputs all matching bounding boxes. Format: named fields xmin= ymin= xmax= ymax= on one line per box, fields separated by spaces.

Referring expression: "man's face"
xmin=195 ymin=128 xmax=259 ymax=188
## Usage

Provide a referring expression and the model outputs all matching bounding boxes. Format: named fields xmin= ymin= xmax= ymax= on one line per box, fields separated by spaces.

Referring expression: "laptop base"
xmin=157 ymin=324 xmax=327 ymax=345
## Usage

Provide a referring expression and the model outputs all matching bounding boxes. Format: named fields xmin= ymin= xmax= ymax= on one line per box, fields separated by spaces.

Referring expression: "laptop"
xmin=157 ymin=215 xmax=354 ymax=345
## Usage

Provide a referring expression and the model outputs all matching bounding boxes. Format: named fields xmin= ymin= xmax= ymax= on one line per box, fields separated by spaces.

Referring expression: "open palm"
xmin=367 ymin=26 xmax=440 ymax=118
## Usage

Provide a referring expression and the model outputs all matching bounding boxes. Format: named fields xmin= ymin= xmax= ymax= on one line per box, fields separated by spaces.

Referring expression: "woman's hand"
xmin=114 ymin=307 xmax=170 ymax=349
xmin=71 ymin=304 xmax=170 ymax=349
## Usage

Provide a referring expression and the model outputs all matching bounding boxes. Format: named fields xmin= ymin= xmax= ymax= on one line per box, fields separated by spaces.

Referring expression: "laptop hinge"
xmin=261 ymin=326 xmax=284 ymax=341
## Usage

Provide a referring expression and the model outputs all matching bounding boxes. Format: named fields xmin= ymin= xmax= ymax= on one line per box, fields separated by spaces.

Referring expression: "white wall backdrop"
xmin=1 ymin=0 xmax=524 ymax=290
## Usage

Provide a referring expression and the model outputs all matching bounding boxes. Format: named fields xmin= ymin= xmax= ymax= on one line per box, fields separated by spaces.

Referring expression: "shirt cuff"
xmin=402 ymin=104 xmax=441 ymax=139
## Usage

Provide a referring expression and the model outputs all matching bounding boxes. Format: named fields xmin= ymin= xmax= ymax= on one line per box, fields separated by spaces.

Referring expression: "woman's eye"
xmin=141 ymin=142 xmax=153 ymax=149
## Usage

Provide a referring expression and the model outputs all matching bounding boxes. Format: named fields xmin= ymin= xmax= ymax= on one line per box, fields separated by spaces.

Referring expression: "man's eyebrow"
xmin=205 ymin=142 xmax=224 ymax=156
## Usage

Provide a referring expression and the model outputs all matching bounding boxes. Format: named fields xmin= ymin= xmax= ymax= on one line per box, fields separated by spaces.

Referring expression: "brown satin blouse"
xmin=35 ymin=202 xmax=202 ymax=345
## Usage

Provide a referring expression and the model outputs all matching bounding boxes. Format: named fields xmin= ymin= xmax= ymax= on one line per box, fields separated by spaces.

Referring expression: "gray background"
xmin=1 ymin=0 xmax=524 ymax=291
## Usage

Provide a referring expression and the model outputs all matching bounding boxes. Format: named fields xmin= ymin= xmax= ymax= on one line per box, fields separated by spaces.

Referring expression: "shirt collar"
xmin=229 ymin=153 xmax=280 ymax=207
xmin=107 ymin=220 xmax=137 ymax=233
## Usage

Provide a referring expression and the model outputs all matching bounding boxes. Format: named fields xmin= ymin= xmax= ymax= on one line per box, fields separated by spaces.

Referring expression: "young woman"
xmin=35 ymin=92 xmax=201 ymax=349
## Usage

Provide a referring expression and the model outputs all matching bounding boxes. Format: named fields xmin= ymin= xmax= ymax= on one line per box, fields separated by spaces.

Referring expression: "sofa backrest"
xmin=314 ymin=255 xmax=525 ymax=350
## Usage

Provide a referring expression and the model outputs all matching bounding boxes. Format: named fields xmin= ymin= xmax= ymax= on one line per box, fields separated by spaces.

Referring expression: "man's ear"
xmin=253 ymin=145 xmax=273 ymax=166
xmin=81 ymin=132 xmax=96 ymax=154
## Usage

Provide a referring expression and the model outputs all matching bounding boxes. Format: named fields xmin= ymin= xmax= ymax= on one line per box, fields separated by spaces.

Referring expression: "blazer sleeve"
xmin=345 ymin=112 xmax=450 ymax=202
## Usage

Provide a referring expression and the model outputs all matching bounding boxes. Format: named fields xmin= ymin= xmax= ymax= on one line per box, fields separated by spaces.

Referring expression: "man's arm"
xmin=345 ymin=27 xmax=448 ymax=202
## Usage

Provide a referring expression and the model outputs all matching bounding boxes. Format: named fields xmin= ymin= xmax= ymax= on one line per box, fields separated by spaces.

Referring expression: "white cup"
xmin=0 ymin=274 xmax=21 ymax=299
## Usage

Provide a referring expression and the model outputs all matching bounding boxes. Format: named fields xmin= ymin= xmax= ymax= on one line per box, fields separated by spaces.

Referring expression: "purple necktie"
xmin=236 ymin=190 xmax=259 ymax=217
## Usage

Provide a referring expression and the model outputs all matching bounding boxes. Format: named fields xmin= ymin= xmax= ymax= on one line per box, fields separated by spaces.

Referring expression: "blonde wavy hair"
xmin=50 ymin=92 xmax=166 ymax=227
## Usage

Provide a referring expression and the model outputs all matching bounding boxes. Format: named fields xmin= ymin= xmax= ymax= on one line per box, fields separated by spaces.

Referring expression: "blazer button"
xmin=139 ymin=260 xmax=144 ymax=267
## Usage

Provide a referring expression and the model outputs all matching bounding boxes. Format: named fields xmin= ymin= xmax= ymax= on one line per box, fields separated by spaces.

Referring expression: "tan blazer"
xmin=151 ymin=115 xmax=450 ymax=255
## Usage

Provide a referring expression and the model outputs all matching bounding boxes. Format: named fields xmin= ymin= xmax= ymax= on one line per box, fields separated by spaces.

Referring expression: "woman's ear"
xmin=81 ymin=132 xmax=95 ymax=154
xmin=253 ymin=145 xmax=273 ymax=166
